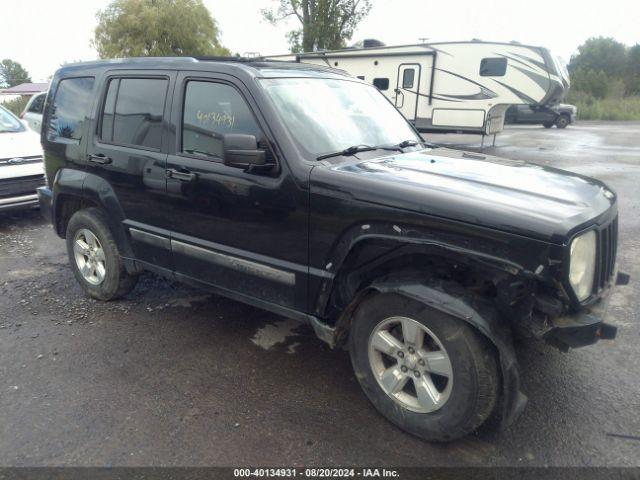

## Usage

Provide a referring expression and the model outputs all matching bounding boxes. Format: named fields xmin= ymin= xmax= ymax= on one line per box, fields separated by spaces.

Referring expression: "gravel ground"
xmin=0 ymin=121 xmax=638 ymax=467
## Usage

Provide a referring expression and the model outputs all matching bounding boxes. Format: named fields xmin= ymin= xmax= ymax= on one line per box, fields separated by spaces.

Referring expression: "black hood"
xmin=313 ymin=148 xmax=616 ymax=243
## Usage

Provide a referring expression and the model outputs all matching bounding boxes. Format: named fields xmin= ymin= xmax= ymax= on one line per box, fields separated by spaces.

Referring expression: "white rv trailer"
xmin=267 ymin=41 xmax=569 ymax=135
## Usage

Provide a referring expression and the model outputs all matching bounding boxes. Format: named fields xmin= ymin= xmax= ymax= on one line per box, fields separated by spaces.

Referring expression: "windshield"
xmin=260 ymin=77 xmax=421 ymax=158
xmin=0 ymin=106 xmax=25 ymax=133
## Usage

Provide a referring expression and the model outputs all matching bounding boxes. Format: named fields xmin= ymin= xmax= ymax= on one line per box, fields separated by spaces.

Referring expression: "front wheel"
xmin=349 ymin=293 xmax=499 ymax=442
xmin=66 ymin=207 xmax=138 ymax=301
xmin=555 ymin=115 xmax=570 ymax=129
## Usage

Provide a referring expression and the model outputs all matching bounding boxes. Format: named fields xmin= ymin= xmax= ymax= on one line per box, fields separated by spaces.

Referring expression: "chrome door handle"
xmin=88 ymin=154 xmax=112 ymax=165
xmin=166 ymin=168 xmax=197 ymax=182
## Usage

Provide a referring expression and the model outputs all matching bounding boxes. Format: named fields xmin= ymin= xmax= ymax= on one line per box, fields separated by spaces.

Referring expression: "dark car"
xmin=506 ymin=103 xmax=577 ymax=128
xmin=38 ymin=58 xmax=624 ymax=442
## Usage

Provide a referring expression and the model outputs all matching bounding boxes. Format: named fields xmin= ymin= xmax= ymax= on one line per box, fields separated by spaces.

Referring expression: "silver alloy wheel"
xmin=73 ymin=228 xmax=106 ymax=286
xmin=368 ymin=316 xmax=453 ymax=413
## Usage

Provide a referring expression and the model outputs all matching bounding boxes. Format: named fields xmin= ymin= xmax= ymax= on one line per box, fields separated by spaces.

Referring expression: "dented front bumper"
xmin=543 ymin=272 xmax=629 ymax=351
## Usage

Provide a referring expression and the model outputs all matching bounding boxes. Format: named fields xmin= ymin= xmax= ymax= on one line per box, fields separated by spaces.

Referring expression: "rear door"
xmin=395 ymin=64 xmax=421 ymax=121
xmin=87 ymin=70 xmax=175 ymax=270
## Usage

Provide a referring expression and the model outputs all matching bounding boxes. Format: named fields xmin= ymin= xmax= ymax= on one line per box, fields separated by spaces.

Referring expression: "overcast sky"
xmin=4 ymin=0 xmax=639 ymax=82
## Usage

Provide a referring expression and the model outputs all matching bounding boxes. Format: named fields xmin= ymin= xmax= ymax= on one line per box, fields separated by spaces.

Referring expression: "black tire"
xmin=542 ymin=122 xmax=553 ymax=129
xmin=349 ymin=293 xmax=499 ymax=442
xmin=66 ymin=207 xmax=138 ymax=301
xmin=555 ymin=114 xmax=570 ymax=129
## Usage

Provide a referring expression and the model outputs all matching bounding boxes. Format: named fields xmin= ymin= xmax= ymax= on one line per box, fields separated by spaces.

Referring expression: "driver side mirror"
xmin=223 ymin=134 xmax=266 ymax=169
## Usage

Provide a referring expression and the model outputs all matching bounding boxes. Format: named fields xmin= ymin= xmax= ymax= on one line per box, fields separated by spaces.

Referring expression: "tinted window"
xmin=480 ymin=57 xmax=507 ymax=77
xmin=48 ymin=77 xmax=94 ymax=143
xmin=101 ymin=78 xmax=168 ymax=150
xmin=402 ymin=69 xmax=415 ymax=89
xmin=373 ymin=78 xmax=389 ymax=91
xmin=28 ymin=94 xmax=45 ymax=113
xmin=182 ymin=81 xmax=261 ymax=159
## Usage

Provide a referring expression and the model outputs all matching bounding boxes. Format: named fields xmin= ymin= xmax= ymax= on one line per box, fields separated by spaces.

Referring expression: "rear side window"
xmin=182 ymin=81 xmax=261 ymax=159
xmin=28 ymin=94 xmax=45 ymax=114
xmin=402 ymin=69 xmax=415 ymax=89
xmin=373 ymin=78 xmax=389 ymax=91
xmin=480 ymin=57 xmax=507 ymax=77
xmin=47 ymin=77 xmax=94 ymax=144
xmin=100 ymin=77 xmax=168 ymax=150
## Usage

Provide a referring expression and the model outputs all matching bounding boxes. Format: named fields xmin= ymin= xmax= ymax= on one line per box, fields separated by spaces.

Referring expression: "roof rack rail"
xmin=192 ymin=55 xmax=265 ymax=62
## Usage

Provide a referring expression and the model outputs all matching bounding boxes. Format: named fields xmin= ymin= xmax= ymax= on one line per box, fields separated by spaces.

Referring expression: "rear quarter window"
xmin=47 ymin=77 xmax=95 ymax=144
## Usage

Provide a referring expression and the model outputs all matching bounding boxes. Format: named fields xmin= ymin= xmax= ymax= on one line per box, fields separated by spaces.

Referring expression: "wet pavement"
xmin=0 ymin=122 xmax=638 ymax=466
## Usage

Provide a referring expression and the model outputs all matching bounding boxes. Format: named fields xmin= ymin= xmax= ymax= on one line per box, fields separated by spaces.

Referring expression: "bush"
xmin=2 ymin=96 xmax=29 ymax=116
xmin=566 ymin=90 xmax=640 ymax=120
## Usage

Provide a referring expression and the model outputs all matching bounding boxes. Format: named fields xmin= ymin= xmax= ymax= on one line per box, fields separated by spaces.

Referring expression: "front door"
xmin=163 ymin=72 xmax=309 ymax=312
xmin=395 ymin=64 xmax=421 ymax=121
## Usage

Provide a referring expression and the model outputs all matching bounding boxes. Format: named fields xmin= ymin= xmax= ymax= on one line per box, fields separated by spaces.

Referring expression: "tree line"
xmin=569 ymin=37 xmax=640 ymax=99
xmin=3 ymin=0 xmax=639 ymax=120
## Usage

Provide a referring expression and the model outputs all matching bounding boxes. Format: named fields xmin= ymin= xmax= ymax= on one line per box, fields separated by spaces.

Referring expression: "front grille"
xmin=0 ymin=174 xmax=45 ymax=199
xmin=594 ymin=215 xmax=618 ymax=293
xmin=0 ymin=155 xmax=43 ymax=166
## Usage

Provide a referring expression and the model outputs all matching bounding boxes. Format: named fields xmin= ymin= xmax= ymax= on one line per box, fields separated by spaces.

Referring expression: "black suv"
xmin=505 ymin=103 xmax=577 ymax=128
xmin=38 ymin=58 xmax=624 ymax=442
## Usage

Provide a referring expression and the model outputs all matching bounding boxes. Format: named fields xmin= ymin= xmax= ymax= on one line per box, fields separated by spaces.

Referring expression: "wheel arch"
xmin=52 ymin=168 xmax=137 ymax=269
xmin=312 ymin=224 xmax=532 ymax=322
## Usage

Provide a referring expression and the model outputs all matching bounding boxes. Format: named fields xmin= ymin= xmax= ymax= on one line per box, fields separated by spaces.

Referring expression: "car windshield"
xmin=260 ymin=77 xmax=421 ymax=159
xmin=0 ymin=106 xmax=25 ymax=133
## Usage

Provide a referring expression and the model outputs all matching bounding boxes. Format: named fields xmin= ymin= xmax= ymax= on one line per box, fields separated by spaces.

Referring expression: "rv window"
xmin=373 ymin=78 xmax=389 ymax=91
xmin=479 ymin=58 xmax=507 ymax=77
xmin=357 ymin=76 xmax=365 ymax=80
xmin=402 ymin=69 xmax=415 ymax=89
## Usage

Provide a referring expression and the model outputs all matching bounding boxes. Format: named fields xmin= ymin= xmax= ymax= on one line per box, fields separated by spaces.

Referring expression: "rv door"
xmin=395 ymin=64 xmax=421 ymax=121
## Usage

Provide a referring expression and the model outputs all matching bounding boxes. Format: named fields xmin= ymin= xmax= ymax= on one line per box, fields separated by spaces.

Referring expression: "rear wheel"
xmin=349 ymin=293 xmax=499 ymax=442
xmin=66 ymin=208 xmax=138 ymax=300
xmin=555 ymin=114 xmax=570 ymax=129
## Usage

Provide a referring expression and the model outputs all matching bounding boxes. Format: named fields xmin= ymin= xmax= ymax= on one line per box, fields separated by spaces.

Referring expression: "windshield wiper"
xmin=316 ymin=144 xmax=403 ymax=161
xmin=396 ymin=139 xmax=437 ymax=149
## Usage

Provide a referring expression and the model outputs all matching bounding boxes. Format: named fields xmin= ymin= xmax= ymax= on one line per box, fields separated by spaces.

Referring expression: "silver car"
xmin=0 ymin=105 xmax=45 ymax=211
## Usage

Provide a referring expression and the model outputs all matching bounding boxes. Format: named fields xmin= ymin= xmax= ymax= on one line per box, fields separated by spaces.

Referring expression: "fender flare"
xmin=312 ymin=222 xmax=534 ymax=318
xmin=52 ymin=168 xmax=136 ymax=261
xmin=325 ymin=278 xmax=527 ymax=429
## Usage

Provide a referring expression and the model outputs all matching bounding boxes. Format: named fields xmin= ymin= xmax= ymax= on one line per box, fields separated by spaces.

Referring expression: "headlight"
xmin=569 ymin=230 xmax=596 ymax=301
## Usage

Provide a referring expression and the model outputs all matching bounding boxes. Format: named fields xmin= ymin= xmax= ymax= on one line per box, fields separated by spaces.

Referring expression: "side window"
xmin=479 ymin=57 xmax=507 ymax=77
xmin=47 ymin=77 xmax=94 ymax=144
xmin=402 ymin=69 xmax=415 ymax=89
xmin=357 ymin=75 xmax=365 ymax=80
xmin=182 ymin=81 xmax=261 ymax=159
xmin=100 ymin=77 xmax=168 ymax=150
xmin=373 ymin=78 xmax=389 ymax=91
xmin=28 ymin=94 xmax=45 ymax=113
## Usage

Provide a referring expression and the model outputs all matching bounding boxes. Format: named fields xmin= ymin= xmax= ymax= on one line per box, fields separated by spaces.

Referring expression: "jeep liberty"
xmin=38 ymin=58 xmax=625 ymax=441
